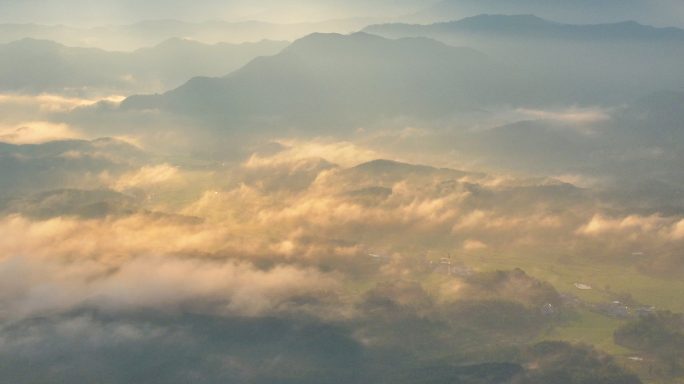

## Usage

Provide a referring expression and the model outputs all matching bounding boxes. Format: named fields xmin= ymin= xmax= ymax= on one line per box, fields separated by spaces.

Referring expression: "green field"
xmin=443 ymin=248 xmax=684 ymax=313
xmin=431 ymin=248 xmax=684 ymax=382
xmin=539 ymin=309 xmax=631 ymax=355
xmin=342 ymin=247 xmax=684 ymax=381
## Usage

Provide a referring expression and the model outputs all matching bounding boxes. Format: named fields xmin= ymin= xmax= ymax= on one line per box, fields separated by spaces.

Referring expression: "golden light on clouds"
xmin=0 ymin=121 xmax=81 ymax=144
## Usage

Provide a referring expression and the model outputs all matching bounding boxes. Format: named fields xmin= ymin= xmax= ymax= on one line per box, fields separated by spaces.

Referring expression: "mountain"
xmin=364 ymin=15 xmax=684 ymax=101
xmin=367 ymin=14 xmax=684 ymax=41
xmin=348 ymin=159 xmax=471 ymax=180
xmin=120 ymin=32 xmax=538 ymax=129
xmin=613 ymin=90 xmax=684 ymax=148
xmin=403 ymin=0 xmax=681 ymax=28
xmin=0 ymin=18 xmax=390 ymax=51
xmin=424 ymin=90 xmax=684 ymax=186
xmin=0 ymin=38 xmax=289 ymax=95
xmin=0 ymin=138 xmax=145 ymax=196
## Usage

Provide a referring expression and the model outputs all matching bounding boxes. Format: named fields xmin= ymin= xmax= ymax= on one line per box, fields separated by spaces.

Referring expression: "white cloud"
xmin=246 ymin=139 xmax=383 ymax=169
xmin=0 ymin=254 xmax=337 ymax=320
xmin=0 ymin=121 xmax=81 ymax=144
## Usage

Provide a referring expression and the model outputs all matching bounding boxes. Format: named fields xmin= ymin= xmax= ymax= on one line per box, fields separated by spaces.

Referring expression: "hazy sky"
xmin=0 ymin=0 xmax=433 ymax=25
xmin=1 ymin=0 xmax=682 ymax=26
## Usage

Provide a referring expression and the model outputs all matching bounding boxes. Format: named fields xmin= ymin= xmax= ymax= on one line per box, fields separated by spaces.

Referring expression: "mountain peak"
xmin=352 ymin=159 xmax=437 ymax=173
xmin=459 ymin=14 xmax=553 ymax=25
xmin=121 ymin=30 xmax=509 ymax=125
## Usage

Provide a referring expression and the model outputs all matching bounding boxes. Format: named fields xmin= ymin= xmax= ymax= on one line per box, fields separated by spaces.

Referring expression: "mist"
xmin=2 ymin=1 xmax=684 ymax=383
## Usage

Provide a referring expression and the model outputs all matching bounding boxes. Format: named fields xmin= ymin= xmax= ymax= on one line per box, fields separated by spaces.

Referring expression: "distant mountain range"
xmin=120 ymin=32 xmax=543 ymax=128
xmin=106 ymin=24 xmax=684 ymax=190
xmin=367 ymin=14 xmax=684 ymax=41
xmin=0 ymin=38 xmax=289 ymax=95
xmin=364 ymin=15 xmax=684 ymax=101
xmin=119 ymin=23 xmax=684 ymax=130
xmin=441 ymin=89 xmax=684 ymax=184
xmin=0 ymin=17 xmax=388 ymax=51
xmin=402 ymin=0 xmax=683 ymax=28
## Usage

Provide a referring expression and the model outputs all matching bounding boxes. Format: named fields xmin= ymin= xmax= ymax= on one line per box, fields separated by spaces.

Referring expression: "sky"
xmin=0 ymin=0 xmax=681 ymax=26
xmin=0 ymin=0 xmax=433 ymax=25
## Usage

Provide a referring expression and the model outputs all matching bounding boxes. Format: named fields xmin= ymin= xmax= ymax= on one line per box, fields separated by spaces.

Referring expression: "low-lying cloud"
xmin=0 ymin=121 xmax=81 ymax=144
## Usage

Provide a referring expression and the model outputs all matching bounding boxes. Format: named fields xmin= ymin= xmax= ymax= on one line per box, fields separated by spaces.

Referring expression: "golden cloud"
xmin=0 ymin=121 xmax=81 ymax=144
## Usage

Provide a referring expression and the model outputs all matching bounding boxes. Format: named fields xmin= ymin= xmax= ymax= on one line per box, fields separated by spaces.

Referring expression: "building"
xmin=592 ymin=302 xmax=632 ymax=319
xmin=636 ymin=306 xmax=656 ymax=318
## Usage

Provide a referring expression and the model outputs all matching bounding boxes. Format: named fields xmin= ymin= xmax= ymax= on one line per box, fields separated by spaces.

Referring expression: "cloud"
xmin=0 ymin=121 xmax=81 ymax=144
xmin=0 ymin=93 xmax=124 ymax=144
xmin=4 ymin=130 xmax=684 ymax=325
xmin=514 ymin=107 xmax=612 ymax=125
xmin=0 ymin=254 xmax=338 ymax=320
xmin=476 ymin=106 xmax=614 ymax=136
xmin=577 ymin=214 xmax=667 ymax=236
xmin=463 ymin=239 xmax=487 ymax=250
xmin=552 ymin=173 xmax=605 ymax=189
xmin=108 ymin=164 xmax=181 ymax=191
xmin=669 ymin=218 xmax=684 ymax=240
xmin=175 ymin=155 xmax=592 ymax=255
xmin=0 ymin=214 xmax=231 ymax=260
xmin=0 ymin=208 xmax=341 ymax=320
xmin=245 ymin=139 xmax=383 ymax=169
xmin=0 ymin=93 xmax=125 ymax=113
xmin=5 ymin=134 xmax=680 ymax=270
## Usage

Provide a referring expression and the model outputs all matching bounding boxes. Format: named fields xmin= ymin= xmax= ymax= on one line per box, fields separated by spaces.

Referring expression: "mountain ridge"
xmin=0 ymin=37 xmax=289 ymax=95
xmin=120 ymin=32 xmax=524 ymax=128
xmin=366 ymin=14 xmax=684 ymax=41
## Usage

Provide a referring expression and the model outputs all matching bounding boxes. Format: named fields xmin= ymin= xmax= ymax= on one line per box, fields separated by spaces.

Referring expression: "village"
xmin=557 ymin=291 xmax=656 ymax=320
xmin=369 ymin=252 xmax=657 ymax=320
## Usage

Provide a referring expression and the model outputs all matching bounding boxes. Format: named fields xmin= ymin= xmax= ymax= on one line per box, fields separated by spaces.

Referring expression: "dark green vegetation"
xmin=520 ymin=341 xmax=642 ymax=384
xmin=0 ymin=277 xmax=642 ymax=384
xmin=615 ymin=311 xmax=684 ymax=378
